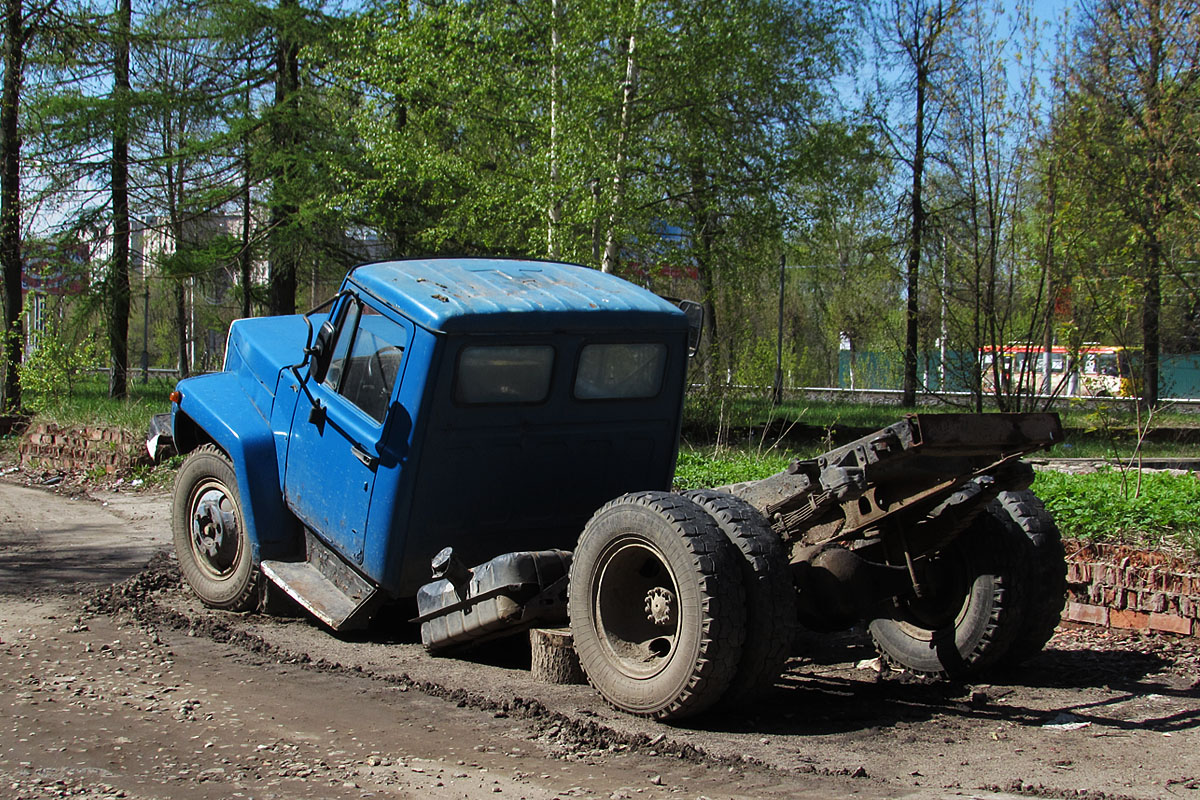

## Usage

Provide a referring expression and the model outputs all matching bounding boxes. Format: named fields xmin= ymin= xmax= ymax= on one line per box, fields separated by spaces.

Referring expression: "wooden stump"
xmin=529 ymin=627 xmax=586 ymax=685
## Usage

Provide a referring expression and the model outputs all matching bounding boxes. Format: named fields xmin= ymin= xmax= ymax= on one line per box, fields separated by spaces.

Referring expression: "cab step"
xmin=261 ymin=530 xmax=379 ymax=631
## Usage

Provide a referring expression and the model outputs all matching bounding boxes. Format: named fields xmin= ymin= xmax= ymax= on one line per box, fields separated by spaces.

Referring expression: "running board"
xmin=261 ymin=531 xmax=379 ymax=631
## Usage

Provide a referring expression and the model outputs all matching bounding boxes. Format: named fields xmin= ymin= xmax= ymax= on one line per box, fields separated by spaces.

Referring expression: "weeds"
xmin=1033 ymin=469 xmax=1200 ymax=559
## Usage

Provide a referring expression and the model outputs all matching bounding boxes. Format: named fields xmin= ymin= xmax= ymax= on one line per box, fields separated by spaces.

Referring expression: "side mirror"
xmin=308 ymin=319 xmax=336 ymax=384
xmin=675 ymin=299 xmax=704 ymax=358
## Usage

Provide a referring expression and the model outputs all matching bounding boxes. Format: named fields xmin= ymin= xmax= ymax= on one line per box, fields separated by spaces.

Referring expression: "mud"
xmin=2 ymin=477 xmax=1199 ymax=799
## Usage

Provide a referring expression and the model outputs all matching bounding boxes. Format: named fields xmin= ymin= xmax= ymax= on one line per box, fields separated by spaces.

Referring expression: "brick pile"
xmin=1064 ymin=539 xmax=1200 ymax=637
xmin=18 ymin=424 xmax=148 ymax=474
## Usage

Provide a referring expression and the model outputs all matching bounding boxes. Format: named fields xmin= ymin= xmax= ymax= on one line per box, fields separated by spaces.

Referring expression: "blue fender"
xmin=171 ymin=371 xmax=300 ymax=562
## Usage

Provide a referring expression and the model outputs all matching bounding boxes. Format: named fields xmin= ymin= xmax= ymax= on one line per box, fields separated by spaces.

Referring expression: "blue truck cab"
xmin=170 ymin=258 xmax=693 ymax=630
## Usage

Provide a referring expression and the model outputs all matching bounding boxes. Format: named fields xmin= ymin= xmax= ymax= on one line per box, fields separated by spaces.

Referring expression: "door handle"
xmin=351 ymin=444 xmax=378 ymax=469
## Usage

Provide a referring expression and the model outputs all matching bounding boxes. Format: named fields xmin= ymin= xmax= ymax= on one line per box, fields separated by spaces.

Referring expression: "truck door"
xmin=284 ymin=298 xmax=410 ymax=567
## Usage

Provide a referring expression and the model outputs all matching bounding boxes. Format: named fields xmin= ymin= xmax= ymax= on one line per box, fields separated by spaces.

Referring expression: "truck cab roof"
xmin=346 ymin=258 xmax=687 ymax=334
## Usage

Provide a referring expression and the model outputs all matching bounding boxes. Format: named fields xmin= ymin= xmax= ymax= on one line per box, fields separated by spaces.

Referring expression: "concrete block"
xmin=1148 ymin=613 xmax=1194 ymax=636
xmin=1066 ymin=602 xmax=1109 ymax=627
xmin=1110 ymin=609 xmax=1150 ymax=631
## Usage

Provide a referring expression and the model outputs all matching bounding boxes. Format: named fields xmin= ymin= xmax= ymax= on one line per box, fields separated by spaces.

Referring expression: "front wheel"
xmin=172 ymin=445 xmax=259 ymax=611
xmin=568 ymin=492 xmax=745 ymax=720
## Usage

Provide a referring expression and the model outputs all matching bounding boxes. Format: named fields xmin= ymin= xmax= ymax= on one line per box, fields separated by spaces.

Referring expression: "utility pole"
xmin=773 ymin=254 xmax=785 ymax=406
xmin=140 ymin=281 xmax=149 ymax=383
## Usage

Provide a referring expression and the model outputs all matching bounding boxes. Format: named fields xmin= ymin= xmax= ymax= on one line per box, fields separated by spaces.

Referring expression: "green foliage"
xmin=731 ymin=337 xmax=787 ymax=394
xmin=1033 ymin=469 xmax=1200 ymax=558
xmin=17 ymin=301 xmax=103 ymax=412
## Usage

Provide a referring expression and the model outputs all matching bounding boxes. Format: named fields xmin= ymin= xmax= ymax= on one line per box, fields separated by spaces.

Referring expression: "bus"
xmin=980 ymin=344 xmax=1138 ymax=398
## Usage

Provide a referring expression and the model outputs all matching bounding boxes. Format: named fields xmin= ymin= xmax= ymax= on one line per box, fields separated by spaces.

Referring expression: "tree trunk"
xmin=1141 ymin=235 xmax=1161 ymax=408
xmin=240 ymin=159 xmax=252 ymax=319
xmin=546 ymin=0 xmax=562 ymax=259
xmin=108 ymin=0 xmax=132 ymax=399
xmin=240 ymin=55 xmax=253 ymax=320
xmin=902 ymin=57 xmax=927 ymax=408
xmin=601 ymin=13 xmax=640 ymax=274
xmin=691 ymin=182 xmax=720 ymax=388
xmin=529 ymin=627 xmax=585 ymax=685
xmin=268 ymin=0 xmax=300 ymax=315
xmin=0 ymin=0 xmax=24 ymax=413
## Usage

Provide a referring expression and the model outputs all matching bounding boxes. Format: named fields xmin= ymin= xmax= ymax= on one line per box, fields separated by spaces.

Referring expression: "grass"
xmin=673 ymin=446 xmax=791 ymax=491
xmin=18 ymin=373 xmax=175 ymax=433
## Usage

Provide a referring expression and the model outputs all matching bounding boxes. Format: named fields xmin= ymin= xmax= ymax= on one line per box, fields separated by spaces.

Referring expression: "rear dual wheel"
xmin=868 ymin=519 xmax=1022 ymax=677
xmin=869 ymin=489 xmax=1066 ymax=677
xmin=568 ymin=492 xmax=746 ymax=720
xmin=685 ymin=490 xmax=796 ymax=705
xmin=990 ymin=490 xmax=1067 ymax=665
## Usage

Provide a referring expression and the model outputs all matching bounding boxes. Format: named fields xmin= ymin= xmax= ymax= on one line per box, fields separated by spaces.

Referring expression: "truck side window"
xmin=574 ymin=343 xmax=667 ymax=400
xmin=455 ymin=345 xmax=554 ymax=404
xmin=322 ymin=302 xmax=408 ymax=423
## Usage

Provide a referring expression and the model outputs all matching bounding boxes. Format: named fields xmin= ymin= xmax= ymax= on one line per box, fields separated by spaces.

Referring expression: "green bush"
xmin=1032 ymin=469 xmax=1200 ymax=558
xmin=17 ymin=307 xmax=103 ymax=412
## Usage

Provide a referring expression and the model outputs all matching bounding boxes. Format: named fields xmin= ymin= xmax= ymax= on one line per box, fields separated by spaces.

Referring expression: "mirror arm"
xmin=287 ymin=289 xmax=351 ymax=411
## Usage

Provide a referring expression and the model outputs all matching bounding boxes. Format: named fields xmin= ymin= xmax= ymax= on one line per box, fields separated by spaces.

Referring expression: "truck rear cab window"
xmin=455 ymin=345 xmax=554 ymax=404
xmin=574 ymin=343 xmax=667 ymax=400
xmin=322 ymin=302 xmax=408 ymax=423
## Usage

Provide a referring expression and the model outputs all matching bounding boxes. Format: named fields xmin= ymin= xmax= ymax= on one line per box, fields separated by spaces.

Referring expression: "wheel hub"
xmin=591 ymin=538 xmax=681 ymax=680
xmin=645 ymin=586 xmax=675 ymax=626
xmin=189 ymin=486 xmax=240 ymax=577
xmin=193 ymin=498 xmax=226 ymax=557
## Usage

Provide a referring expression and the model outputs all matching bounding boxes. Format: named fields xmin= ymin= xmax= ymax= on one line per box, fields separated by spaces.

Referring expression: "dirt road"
xmin=2 ymin=478 xmax=1198 ymax=800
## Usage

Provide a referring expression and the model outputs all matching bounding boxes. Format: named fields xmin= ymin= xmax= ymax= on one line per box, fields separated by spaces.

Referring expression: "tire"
xmin=172 ymin=445 xmax=259 ymax=611
xmin=990 ymin=490 xmax=1066 ymax=666
xmin=568 ymin=491 xmax=746 ymax=720
xmin=869 ymin=516 xmax=1024 ymax=678
xmin=684 ymin=489 xmax=795 ymax=705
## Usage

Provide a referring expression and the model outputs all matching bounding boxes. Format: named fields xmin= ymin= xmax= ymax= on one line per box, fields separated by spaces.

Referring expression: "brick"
xmin=1149 ymin=613 xmax=1194 ymax=636
xmin=1067 ymin=602 xmax=1109 ymax=627
xmin=1110 ymin=609 xmax=1150 ymax=631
